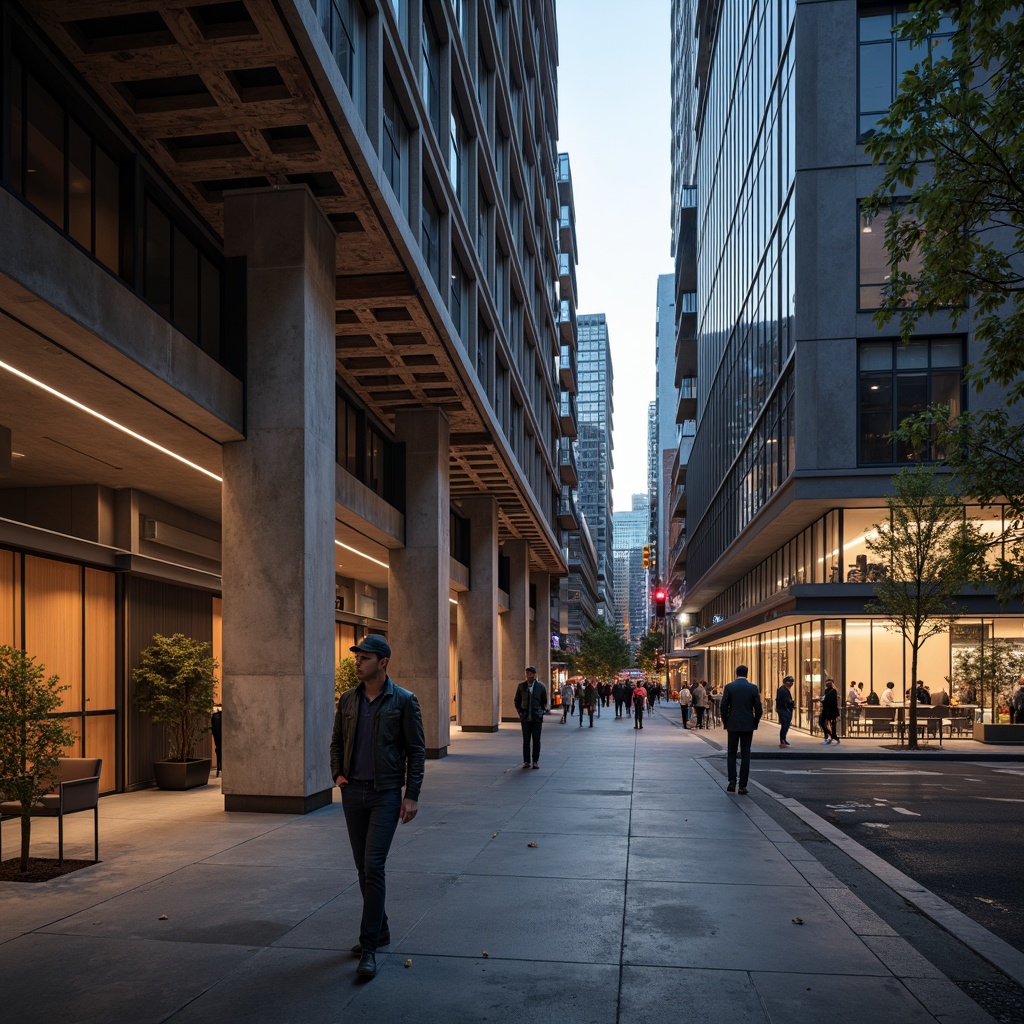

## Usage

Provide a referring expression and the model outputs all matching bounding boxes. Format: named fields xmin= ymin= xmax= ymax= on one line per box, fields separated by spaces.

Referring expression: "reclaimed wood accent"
xmin=24 ymin=555 xmax=83 ymax=713
xmin=85 ymin=568 xmax=116 ymax=711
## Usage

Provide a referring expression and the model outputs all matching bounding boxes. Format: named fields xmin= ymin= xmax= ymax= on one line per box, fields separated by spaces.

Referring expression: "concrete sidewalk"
xmin=0 ymin=703 xmax=1017 ymax=1024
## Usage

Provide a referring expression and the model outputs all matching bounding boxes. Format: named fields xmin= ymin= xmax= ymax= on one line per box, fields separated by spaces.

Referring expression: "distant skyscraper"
xmin=613 ymin=494 xmax=651 ymax=645
xmin=576 ymin=313 xmax=615 ymax=623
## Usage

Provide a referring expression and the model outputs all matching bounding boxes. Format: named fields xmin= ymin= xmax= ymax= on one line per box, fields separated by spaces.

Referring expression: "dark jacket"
xmin=775 ymin=684 xmax=795 ymax=715
xmin=720 ymin=678 xmax=763 ymax=732
xmin=514 ymin=679 xmax=549 ymax=721
xmin=330 ymin=677 xmax=425 ymax=800
xmin=819 ymin=687 xmax=839 ymax=719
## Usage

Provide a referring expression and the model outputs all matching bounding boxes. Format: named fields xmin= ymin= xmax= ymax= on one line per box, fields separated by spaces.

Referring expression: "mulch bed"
xmin=878 ymin=744 xmax=943 ymax=752
xmin=0 ymin=858 xmax=99 ymax=883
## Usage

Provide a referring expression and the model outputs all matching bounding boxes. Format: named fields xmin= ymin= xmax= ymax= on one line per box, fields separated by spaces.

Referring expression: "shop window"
xmin=858 ymin=338 xmax=963 ymax=464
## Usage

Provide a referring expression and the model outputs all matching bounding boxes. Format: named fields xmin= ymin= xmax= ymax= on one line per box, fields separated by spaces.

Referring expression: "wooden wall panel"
xmin=84 ymin=569 xmax=116 ymax=711
xmin=85 ymin=714 xmax=116 ymax=793
xmin=0 ymin=549 xmax=16 ymax=647
xmin=212 ymin=596 xmax=222 ymax=703
xmin=24 ymin=555 xmax=82 ymax=712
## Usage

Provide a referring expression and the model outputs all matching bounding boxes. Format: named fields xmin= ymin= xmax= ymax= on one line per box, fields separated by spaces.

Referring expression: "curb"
xmin=716 ymin=759 xmax=1024 ymax=989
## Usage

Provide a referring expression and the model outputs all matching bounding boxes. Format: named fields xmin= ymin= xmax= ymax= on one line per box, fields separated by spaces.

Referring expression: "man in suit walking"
xmin=514 ymin=667 xmax=548 ymax=768
xmin=720 ymin=665 xmax=763 ymax=794
xmin=776 ymin=674 xmax=795 ymax=748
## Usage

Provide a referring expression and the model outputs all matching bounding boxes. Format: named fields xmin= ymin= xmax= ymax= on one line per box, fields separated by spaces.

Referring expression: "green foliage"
xmin=866 ymin=466 xmax=987 ymax=747
xmin=134 ymin=634 xmax=217 ymax=762
xmin=0 ymin=645 xmax=76 ymax=871
xmin=574 ymin=620 xmax=631 ymax=681
xmin=635 ymin=629 xmax=663 ymax=678
xmin=864 ymin=2 xmax=1024 ymax=402
xmin=952 ymin=636 xmax=1024 ymax=716
xmin=335 ymin=656 xmax=358 ymax=699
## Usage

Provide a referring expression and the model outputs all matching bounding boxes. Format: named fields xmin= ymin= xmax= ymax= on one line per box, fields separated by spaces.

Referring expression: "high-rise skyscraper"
xmin=613 ymin=494 xmax=651 ymax=646
xmin=576 ymin=313 xmax=615 ymax=624
xmin=669 ymin=2 xmax=1020 ymax=727
xmin=0 ymin=0 xmax=568 ymax=802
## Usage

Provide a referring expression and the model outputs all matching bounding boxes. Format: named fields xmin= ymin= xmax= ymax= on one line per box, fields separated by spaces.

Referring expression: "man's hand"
xmin=335 ymin=775 xmax=348 ymax=787
xmin=399 ymin=798 xmax=418 ymax=824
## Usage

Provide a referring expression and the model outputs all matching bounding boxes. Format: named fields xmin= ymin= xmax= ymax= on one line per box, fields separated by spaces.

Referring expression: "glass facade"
xmin=687 ymin=2 xmax=797 ymax=585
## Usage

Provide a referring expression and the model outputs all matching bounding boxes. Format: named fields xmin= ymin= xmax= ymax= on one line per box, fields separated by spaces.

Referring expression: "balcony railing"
xmin=676 ymin=376 xmax=697 ymax=423
xmin=558 ymin=436 xmax=578 ymax=487
xmin=559 ymin=390 xmax=578 ymax=439
xmin=559 ymin=204 xmax=578 ymax=262
xmin=669 ymin=525 xmax=687 ymax=573
xmin=558 ymin=251 xmax=577 ymax=307
xmin=559 ymin=343 xmax=577 ymax=394
xmin=558 ymin=298 xmax=577 ymax=344
xmin=558 ymin=486 xmax=579 ymax=531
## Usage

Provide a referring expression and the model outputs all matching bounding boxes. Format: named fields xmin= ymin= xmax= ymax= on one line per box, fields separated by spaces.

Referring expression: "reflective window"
xmin=421 ymin=184 xmax=441 ymax=286
xmin=858 ymin=338 xmax=964 ymax=464
xmin=857 ymin=3 xmax=955 ymax=141
xmin=858 ymin=201 xmax=924 ymax=309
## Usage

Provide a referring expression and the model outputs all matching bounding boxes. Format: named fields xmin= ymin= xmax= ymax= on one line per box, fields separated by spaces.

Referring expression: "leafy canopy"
xmin=865 ymin=466 xmax=986 ymax=747
xmin=574 ymin=620 xmax=631 ymax=681
xmin=134 ymin=633 xmax=217 ymax=761
xmin=0 ymin=645 xmax=76 ymax=871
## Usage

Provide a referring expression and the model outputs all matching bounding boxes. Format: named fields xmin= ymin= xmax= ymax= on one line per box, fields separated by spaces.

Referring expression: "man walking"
xmin=720 ymin=665 xmax=762 ymax=794
xmin=691 ymin=680 xmax=708 ymax=729
xmin=514 ymin=666 xmax=548 ymax=767
xmin=815 ymin=678 xmax=840 ymax=745
xmin=331 ymin=635 xmax=425 ymax=979
xmin=560 ymin=678 xmax=574 ymax=723
xmin=632 ymin=682 xmax=648 ymax=729
xmin=776 ymin=674 xmax=795 ymax=748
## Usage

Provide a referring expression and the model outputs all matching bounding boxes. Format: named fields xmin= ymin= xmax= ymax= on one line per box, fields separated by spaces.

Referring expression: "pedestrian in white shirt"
xmin=881 ymin=681 xmax=900 ymax=706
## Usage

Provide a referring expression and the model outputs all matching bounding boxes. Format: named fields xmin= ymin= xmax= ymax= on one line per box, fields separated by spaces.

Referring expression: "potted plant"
xmin=134 ymin=634 xmax=217 ymax=790
xmin=335 ymin=655 xmax=357 ymax=701
xmin=0 ymin=646 xmax=77 ymax=873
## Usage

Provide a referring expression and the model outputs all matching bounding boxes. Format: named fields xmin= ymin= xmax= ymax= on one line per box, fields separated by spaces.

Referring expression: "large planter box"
xmin=153 ymin=758 xmax=212 ymax=790
xmin=973 ymin=724 xmax=1024 ymax=744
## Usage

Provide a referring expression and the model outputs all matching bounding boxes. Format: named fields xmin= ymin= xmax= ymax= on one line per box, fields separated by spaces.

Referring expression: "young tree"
xmin=635 ymin=629 xmax=663 ymax=680
xmin=0 ymin=646 xmax=76 ymax=872
xmin=134 ymin=634 xmax=217 ymax=762
xmin=336 ymin=656 xmax=358 ymax=699
xmin=575 ymin=620 xmax=631 ymax=683
xmin=866 ymin=467 xmax=986 ymax=748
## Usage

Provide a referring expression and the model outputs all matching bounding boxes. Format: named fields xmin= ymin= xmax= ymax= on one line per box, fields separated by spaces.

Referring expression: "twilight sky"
xmin=556 ymin=0 xmax=673 ymax=514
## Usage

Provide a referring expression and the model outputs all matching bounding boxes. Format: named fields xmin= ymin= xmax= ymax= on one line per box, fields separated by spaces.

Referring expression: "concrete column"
xmin=531 ymin=571 xmax=552 ymax=689
xmin=220 ymin=186 xmax=336 ymax=814
xmin=458 ymin=497 xmax=499 ymax=731
xmin=500 ymin=539 xmax=530 ymax=721
xmin=390 ymin=408 xmax=450 ymax=758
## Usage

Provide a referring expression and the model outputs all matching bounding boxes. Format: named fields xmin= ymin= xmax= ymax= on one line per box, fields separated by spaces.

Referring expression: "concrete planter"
xmin=973 ymin=724 xmax=1024 ymax=744
xmin=153 ymin=758 xmax=212 ymax=790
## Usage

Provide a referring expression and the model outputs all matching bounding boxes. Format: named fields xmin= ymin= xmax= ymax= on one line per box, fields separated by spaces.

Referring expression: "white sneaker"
xmin=823 ymin=738 xmax=831 ymax=745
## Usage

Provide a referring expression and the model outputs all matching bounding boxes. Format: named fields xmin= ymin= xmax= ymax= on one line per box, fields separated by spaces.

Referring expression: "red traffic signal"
xmin=653 ymin=588 xmax=667 ymax=617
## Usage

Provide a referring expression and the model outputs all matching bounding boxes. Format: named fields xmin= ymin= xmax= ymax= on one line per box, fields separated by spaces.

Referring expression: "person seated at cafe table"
xmin=914 ymin=680 xmax=931 ymax=705
xmin=847 ymin=680 xmax=863 ymax=706
xmin=882 ymin=681 xmax=900 ymax=707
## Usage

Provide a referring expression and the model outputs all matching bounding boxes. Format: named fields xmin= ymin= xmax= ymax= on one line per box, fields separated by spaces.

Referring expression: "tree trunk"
xmin=20 ymin=812 xmax=31 ymax=872
xmin=908 ymin=633 xmax=919 ymax=750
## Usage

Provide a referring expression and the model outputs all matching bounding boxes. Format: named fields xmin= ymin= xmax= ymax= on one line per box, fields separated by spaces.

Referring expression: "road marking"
xmin=977 ymin=796 xmax=1024 ymax=803
xmin=892 ymin=806 xmax=920 ymax=816
xmin=862 ymin=822 xmax=890 ymax=829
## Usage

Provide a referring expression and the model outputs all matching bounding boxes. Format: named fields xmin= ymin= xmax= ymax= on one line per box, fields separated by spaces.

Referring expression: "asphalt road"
xmin=749 ymin=759 xmax=1024 ymax=954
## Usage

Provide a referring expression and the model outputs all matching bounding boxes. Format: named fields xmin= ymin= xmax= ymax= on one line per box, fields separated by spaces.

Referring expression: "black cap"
xmin=350 ymin=634 xmax=391 ymax=658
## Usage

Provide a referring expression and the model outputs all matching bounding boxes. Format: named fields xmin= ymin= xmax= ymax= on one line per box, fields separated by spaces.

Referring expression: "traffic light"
xmin=654 ymin=587 xmax=667 ymax=618
xmin=642 ymin=545 xmax=651 ymax=569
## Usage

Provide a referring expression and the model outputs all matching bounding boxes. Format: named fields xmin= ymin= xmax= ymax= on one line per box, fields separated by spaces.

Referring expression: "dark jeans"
xmin=521 ymin=718 xmax=543 ymax=762
xmin=726 ymin=730 xmax=754 ymax=786
xmin=634 ymin=704 xmax=644 ymax=728
xmin=778 ymin=710 xmax=792 ymax=744
xmin=695 ymin=706 xmax=706 ymax=729
xmin=342 ymin=782 xmax=401 ymax=951
xmin=820 ymin=714 xmax=838 ymax=741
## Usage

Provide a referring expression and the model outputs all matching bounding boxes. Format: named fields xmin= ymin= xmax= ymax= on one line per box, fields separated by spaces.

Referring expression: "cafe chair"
xmin=0 ymin=757 xmax=102 ymax=866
